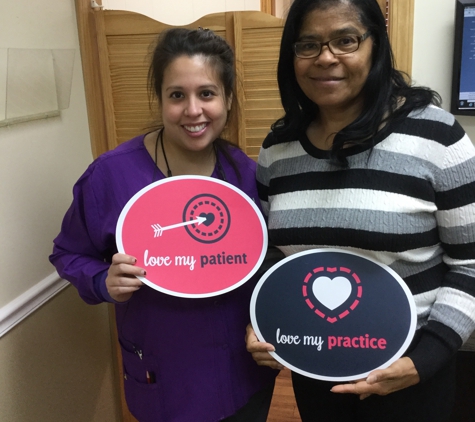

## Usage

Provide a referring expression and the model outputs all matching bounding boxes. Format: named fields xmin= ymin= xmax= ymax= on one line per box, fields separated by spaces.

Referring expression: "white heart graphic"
xmin=312 ymin=276 xmax=352 ymax=310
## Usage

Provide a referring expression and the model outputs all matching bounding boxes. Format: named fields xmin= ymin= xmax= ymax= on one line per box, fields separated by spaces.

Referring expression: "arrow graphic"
xmin=151 ymin=216 xmax=207 ymax=237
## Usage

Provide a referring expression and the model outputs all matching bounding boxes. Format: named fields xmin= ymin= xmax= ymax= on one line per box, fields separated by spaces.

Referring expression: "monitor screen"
xmin=451 ymin=1 xmax=475 ymax=116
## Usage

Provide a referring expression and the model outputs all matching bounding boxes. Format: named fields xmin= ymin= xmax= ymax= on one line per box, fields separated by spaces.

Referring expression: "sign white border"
xmin=250 ymin=248 xmax=417 ymax=381
xmin=116 ymin=175 xmax=268 ymax=298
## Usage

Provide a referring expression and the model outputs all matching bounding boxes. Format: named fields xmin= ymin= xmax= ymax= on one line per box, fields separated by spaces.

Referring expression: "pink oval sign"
xmin=116 ymin=176 xmax=267 ymax=298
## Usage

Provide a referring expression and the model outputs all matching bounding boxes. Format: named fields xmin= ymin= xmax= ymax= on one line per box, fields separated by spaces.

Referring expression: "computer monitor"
xmin=450 ymin=0 xmax=475 ymax=116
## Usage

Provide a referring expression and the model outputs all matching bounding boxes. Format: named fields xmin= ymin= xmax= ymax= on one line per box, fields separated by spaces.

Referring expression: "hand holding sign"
xmin=105 ymin=253 xmax=145 ymax=302
xmin=331 ymin=357 xmax=420 ymax=399
xmin=245 ymin=323 xmax=284 ymax=371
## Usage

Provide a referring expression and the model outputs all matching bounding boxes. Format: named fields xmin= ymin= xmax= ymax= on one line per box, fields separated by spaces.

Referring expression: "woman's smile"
xmin=182 ymin=122 xmax=209 ymax=135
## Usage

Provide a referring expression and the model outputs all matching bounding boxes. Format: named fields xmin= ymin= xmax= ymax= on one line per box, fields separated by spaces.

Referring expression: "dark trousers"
xmin=221 ymin=382 xmax=275 ymax=422
xmin=292 ymin=357 xmax=456 ymax=422
xmin=451 ymin=351 xmax=475 ymax=422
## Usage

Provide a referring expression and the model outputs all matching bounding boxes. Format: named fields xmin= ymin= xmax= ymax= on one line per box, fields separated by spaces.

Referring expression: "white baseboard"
xmin=0 ymin=272 xmax=69 ymax=338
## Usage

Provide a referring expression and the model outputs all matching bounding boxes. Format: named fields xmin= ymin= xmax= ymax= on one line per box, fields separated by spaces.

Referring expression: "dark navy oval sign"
xmin=250 ymin=249 xmax=416 ymax=381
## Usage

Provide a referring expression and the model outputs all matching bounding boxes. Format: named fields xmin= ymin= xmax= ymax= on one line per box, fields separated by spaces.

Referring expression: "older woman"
xmin=246 ymin=0 xmax=475 ymax=421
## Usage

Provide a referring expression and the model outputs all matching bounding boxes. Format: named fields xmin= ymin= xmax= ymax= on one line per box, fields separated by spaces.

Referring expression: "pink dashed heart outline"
xmin=302 ymin=266 xmax=363 ymax=324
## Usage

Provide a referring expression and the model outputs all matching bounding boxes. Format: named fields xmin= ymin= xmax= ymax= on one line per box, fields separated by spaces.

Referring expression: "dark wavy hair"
xmin=148 ymin=27 xmax=240 ymax=177
xmin=273 ymin=0 xmax=441 ymax=165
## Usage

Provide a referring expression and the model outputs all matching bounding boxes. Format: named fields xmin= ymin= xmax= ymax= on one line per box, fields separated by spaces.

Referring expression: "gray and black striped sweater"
xmin=257 ymin=105 xmax=475 ymax=381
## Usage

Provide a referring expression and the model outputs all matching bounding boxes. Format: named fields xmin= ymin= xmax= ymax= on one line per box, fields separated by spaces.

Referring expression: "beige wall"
xmin=275 ymin=0 xmax=292 ymax=18
xmin=101 ymin=0 xmax=260 ymax=24
xmin=0 ymin=287 xmax=118 ymax=421
xmin=0 ymin=0 xmax=119 ymax=420
xmin=412 ymin=0 xmax=475 ymax=141
xmin=0 ymin=0 xmax=93 ymax=307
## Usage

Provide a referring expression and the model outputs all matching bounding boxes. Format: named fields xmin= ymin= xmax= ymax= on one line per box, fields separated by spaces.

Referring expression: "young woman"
xmin=50 ymin=28 xmax=276 ymax=422
xmin=246 ymin=0 xmax=475 ymax=421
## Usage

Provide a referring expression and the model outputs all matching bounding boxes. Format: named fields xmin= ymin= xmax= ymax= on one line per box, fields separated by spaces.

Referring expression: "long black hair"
xmin=273 ymin=0 xmax=440 ymax=165
xmin=148 ymin=27 xmax=241 ymax=178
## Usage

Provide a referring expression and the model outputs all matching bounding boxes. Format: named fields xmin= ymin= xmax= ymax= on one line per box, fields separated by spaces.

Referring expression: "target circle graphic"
xmin=182 ymin=193 xmax=231 ymax=243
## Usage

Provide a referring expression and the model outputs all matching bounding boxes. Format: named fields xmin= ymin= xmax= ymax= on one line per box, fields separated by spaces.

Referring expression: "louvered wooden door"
xmin=86 ymin=10 xmax=285 ymax=160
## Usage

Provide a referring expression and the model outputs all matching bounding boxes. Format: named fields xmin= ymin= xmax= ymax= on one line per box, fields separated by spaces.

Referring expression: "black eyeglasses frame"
xmin=293 ymin=31 xmax=371 ymax=59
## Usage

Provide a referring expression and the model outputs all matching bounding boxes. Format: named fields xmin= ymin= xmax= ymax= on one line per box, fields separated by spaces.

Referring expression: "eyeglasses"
xmin=293 ymin=31 xmax=371 ymax=59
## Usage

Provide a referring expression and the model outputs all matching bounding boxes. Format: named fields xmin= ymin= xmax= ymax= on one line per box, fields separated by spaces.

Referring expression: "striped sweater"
xmin=257 ymin=106 xmax=475 ymax=381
